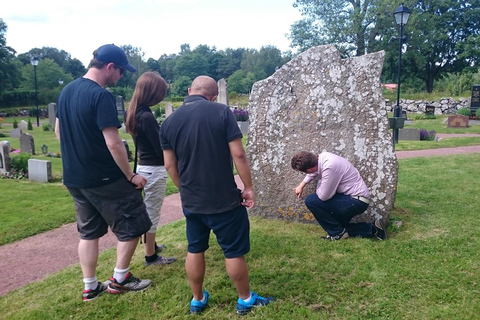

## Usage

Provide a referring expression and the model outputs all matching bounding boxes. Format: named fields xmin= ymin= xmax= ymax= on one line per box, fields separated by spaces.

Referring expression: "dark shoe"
xmin=82 ymin=281 xmax=109 ymax=302
xmin=373 ymin=219 xmax=387 ymax=240
xmin=190 ymin=290 xmax=210 ymax=314
xmin=236 ymin=292 xmax=274 ymax=315
xmin=107 ymin=272 xmax=152 ymax=294
xmin=321 ymin=228 xmax=349 ymax=241
xmin=155 ymin=243 xmax=165 ymax=254
xmin=144 ymin=255 xmax=177 ymax=266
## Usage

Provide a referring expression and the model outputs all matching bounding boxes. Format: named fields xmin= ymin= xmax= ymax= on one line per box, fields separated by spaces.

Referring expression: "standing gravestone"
xmin=20 ymin=133 xmax=35 ymax=155
xmin=470 ymin=85 xmax=480 ymax=117
xmin=28 ymin=159 xmax=52 ymax=183
xmin=48 ymin=102 xmax=57 ymax=127
xmin=116 ymin=96 xmax=125 ymax=120
xmin=0 ymin=141 xmax=11 ymax=174
xmin=165 ymin=104 xmax=173 ymax=118
xmin=10 ymin=128 xmax=22 ymax=138
xmin=18 ymin=120 xmax=28 ymax=131
xmin=247 ymin=45 xmax=397 ymax=223
xmin=217 ymin=78 xmax=229 ymax=106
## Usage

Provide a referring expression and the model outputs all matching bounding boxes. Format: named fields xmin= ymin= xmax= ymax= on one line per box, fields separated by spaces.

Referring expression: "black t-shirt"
xmin=56 ymin=78 xmax=123 ymax=188
xmin=160 ymin=95 xmax=243 ymax=214
xmin=130 ymin=105 xmax=164 ymax=166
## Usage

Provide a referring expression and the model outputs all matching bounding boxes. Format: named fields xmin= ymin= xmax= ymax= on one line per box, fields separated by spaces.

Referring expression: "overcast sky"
xmin=3 ymin=0 xmax=303 ymax=67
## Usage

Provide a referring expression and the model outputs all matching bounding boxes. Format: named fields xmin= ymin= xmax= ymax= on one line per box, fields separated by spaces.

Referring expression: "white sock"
xmin=193 ymin=294 xmax=207 ymax=303
xmin=242 ymin=294 xmax=253 ymax=303
xmin=113 ymin=267 xmax=130 ymax=283
xmin=83 ymin=276 xmax=98 ymax=291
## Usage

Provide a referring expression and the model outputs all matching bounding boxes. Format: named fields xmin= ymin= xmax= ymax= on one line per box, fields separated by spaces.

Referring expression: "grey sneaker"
xmin=321 ymin=228 xmax=349 ymax=241
xmin=82 ymin=281 xmax=109 ymax=302
xmin=144 ymin=255 xmax=177 ymax=266
xmin=373 ymin=219 xmax=387 ymax=240
xmin=107 ymin=272 xmax=152 ymax=294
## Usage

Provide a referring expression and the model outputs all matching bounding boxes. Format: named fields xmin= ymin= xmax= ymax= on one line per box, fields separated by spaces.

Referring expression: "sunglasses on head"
xmin=114 ymin=64 xmax=125 ymax=75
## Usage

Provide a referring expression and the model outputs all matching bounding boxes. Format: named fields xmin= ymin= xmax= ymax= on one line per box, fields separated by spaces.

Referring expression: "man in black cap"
xmin=55 ymin=44 xmax=153 ymax=302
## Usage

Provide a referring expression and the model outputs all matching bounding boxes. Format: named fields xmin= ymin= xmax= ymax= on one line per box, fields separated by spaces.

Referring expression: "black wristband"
xmin=129 ymin=174 xmax=137 ymax=182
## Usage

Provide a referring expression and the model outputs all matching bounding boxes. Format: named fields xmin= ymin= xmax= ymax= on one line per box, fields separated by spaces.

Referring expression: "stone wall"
xmin=386 ymin=97 xmax=471 ymax=115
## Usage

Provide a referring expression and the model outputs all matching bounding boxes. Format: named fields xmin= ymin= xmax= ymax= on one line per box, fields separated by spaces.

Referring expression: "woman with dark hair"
xmin=126 ymin=71 xmax=176 ymax=266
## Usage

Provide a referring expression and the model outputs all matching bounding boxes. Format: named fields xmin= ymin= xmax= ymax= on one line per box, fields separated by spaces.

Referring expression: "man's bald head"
xmin=189 ymin=76 xmax=219 ymax=101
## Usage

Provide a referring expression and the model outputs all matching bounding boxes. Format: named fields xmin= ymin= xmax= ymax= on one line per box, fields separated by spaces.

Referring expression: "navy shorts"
xmin=184 ymin=205 xmax=250 ymax=259
xmin=67 ymin=178 xmax=152 ymax=241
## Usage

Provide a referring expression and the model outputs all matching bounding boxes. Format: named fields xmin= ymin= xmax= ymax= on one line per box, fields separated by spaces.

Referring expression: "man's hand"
xmin=294 ymin=182 xmax=307 ymax=198
xmin=240 ymin=187 xmax=255 ymax=209
xmin=130 ymin=174 xmax=147 ymax=190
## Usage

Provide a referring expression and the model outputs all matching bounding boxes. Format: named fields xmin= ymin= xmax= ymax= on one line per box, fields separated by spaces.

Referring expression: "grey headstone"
xmin=238 ymin=121 xmax=249 ymax=136
xmin=116 ymin=96 xmax=125 ymax=120
xmin=48 ymin=102 xmax=57 ymax=127
xmin=399 ymin=128 xmax=420 ymax=141
xmin=0 ymin=141 xmax=11 ymax=174
xmin=20 ymin=133 xmax=35 ymax=155
xmin=165 ymin=104 xmax=173 ymax=118
xmin=247 ymin=45 xmax=397 ymax=223
xmin=0 ymin=140 xmax=11 ymax=150
xmin=10 ymin=128 xmax=22 ymax=138
xmin=217 ymin=78 xmax=229 ymax=106
xmin=28 ymin=159 xmax=52 ymax=183
xmin=18 ymin=120 xmax=28 ymax=131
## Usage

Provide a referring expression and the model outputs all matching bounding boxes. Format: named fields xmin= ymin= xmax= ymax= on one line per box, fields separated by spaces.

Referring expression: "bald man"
xmin=160 ymin=76 xmax=273 ymax=315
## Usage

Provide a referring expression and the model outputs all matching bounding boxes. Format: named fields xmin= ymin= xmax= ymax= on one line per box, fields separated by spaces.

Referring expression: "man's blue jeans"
xmin=305 ymin=193 xmax=374 ymax=238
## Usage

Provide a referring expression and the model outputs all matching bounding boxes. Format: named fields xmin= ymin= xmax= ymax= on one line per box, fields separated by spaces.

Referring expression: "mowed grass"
xmin=2 ymin=154 xmax=480 ymax=319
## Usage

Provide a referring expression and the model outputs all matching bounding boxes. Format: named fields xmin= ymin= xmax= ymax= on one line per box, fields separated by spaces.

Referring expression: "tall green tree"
xmin=19 ymin=58 xmax=73 ymax=104
xmin=288 ymin=0 xmax=382 ymax=56
xmin=0 ymin=19 xmax=21 ymax=95
xmin=402 ymin=0 xmax=480 ymax=92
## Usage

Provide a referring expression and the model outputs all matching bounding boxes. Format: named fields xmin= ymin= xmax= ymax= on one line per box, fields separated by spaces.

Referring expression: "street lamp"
xmin=392 ymin=3 xmax=411 ymax=146
xmin=30 ymin=56 xmax=39 ymax=127
xmin=58 ymin=78 xmax=64 ymax=85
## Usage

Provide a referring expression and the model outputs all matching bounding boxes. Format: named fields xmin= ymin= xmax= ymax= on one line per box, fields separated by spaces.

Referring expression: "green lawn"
xmin=1 ymin=154 xmax=480 ymax=319
xmin=1 ymin=113 xmax=480 ymax=319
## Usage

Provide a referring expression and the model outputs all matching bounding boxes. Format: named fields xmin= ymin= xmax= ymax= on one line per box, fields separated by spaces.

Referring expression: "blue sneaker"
xmin=190 ymin=290 xmax=210 ymax=314
xmin=236 ymin=292 xmax=274 ymax=315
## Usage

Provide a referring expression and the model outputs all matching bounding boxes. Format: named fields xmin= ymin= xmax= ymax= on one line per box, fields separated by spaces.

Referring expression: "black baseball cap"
xmin=94 ymin=44 xmax=137 ymax=72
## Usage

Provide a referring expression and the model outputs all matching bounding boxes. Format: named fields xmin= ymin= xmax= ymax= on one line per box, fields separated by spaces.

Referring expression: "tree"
xmin=241 ymin=46 xmax=283 ymax=81
xmin=227 ymin=70 xmax=256 ymax=94
xmin=64 ymin=58 xmax=86 ymax=79
xmin=19 ymin=58 xmax=73 ymax=104
xmin=172 ymin=76 xmax=192 ymax=97
xmin=402 ymin=0 xmax=480 ymax=92
xmin=0 ymin=19 xmax=21 ymax=96
xmin=288 ymin=0 xmax=381 ymax=56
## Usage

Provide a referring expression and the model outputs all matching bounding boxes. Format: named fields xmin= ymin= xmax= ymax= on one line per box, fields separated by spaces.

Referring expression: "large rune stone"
xmin=246 ymin=45 xmax=398 ymax=224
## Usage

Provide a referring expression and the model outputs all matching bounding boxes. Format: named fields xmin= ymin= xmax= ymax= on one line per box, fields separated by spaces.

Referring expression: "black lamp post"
xmin=392 ymin=3 xmax=411 ymax=146
xmin=30 ymin=56 xmax=39 ymax=127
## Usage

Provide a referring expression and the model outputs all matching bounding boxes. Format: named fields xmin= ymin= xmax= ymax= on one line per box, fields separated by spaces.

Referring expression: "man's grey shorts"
xmin=67 ymin=178 xmax=152 ymax=241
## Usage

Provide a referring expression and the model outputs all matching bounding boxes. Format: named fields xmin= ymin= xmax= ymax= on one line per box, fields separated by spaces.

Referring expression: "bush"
xmin=3 ymin=152 xmax=31 ymax=179
xmin=42 ymin=123 xmax=50 ymax=131
xmin=420 ymin=129 xmax=436 ymax=141
xmin=476 ymin=108 xmax=480 ymax=118
xmin=233 ymin=108 xmax=249 ymax=121
xmin=457 ymin=107 xmax=472 ymax=116
xmin=27 ymin=118 xmax=33 ymax=130
xmin=13 ymin=118 xmax=18 ymax=129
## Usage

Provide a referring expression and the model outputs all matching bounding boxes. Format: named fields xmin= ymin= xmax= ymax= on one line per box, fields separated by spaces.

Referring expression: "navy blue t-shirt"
xmin=160 ymin=95 xmax=243 ymax=214
xmin=56 ymin=78 xmax=123 ymax=188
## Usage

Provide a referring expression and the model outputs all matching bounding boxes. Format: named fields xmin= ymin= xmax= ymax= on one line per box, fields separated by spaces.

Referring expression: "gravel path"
xmin=2 ymin=138 xmax=480 ymax=296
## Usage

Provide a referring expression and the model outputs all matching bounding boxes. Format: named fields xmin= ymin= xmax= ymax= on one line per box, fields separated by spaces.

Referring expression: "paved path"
xmin=2 ymin=137 xmax=480 ymax=296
